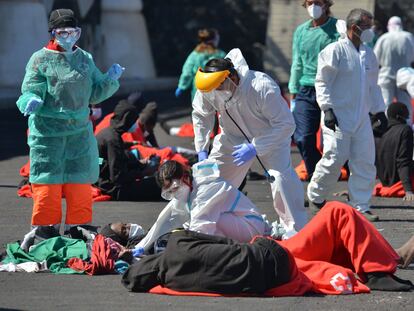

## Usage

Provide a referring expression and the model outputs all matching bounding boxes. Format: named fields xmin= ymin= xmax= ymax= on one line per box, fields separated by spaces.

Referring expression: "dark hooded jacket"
xmin=375 ymin=118 xmax=414 ymax=192
xmin=122 ymin=230 xmax=291 ymax=294
xmin=96 ymin=101 xmax=146 ymax=200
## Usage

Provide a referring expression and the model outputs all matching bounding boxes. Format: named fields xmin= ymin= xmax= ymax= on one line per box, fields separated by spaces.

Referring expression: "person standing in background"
xmin=307 ymin=9 xmax=387 ymax=222
xmin=288 ymin=0 xmax=339 ymax=180
xmin=175 ymin=28 xmax=226 ymax=101
xmin=374 ymin=16 xmax=414 ymax=124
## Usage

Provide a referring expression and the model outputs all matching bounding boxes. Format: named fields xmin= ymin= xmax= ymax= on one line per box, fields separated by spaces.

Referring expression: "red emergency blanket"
xmin=295 ymin=160 xmax=348 ymax=181
xmin=373 ymin=174 xmax=414 ymax=198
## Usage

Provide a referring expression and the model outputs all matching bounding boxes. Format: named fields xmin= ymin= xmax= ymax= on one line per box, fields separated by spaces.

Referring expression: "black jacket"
xmin=375 ymin=119 xmax=414 ymax=192
xmin=96 ymin=101 xmax=145 ymax=200
xmin=122 ymin=231 xmax=291 ymax=294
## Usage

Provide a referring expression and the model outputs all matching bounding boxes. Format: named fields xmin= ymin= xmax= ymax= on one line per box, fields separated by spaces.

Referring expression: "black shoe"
xmin=308 ymin=200 xmax=326 ymax=215
xmin=365 ymin=272 xmax=412 ymax=291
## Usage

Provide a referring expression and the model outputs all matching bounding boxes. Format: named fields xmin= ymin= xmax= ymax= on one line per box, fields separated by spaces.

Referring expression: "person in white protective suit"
xmin=374 ymin=16 xmax=414 ymax=124
xmin=396 ymin=67 xmax=414 ymax=101
xmin=191 ymin=48 xmax=308 ymax=237
xmin=307 ymin=9 xmax=387 ymax=222
xmin=135 ymin=160 xmax=274 ymax=252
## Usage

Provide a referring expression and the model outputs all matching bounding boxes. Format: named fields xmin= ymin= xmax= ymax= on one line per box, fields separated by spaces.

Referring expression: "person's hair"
xmin=301 ymin=0 xmax=334 ymax=16
xmin=346 ymin=8 xmax=373 ymax=30
xmin=387 ymin=102 xmax=409 ymax=121
xmin=156 ymin=161 xmax=185 ymax=188
xmin=204 ymin=58 xmax=237 ymax=77
xmin=194 ymin=28 xmax=219 ymax=53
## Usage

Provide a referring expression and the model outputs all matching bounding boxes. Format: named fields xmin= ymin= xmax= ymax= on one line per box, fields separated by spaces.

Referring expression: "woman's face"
xmin=110 ymin=222 xmax=131 ymax=240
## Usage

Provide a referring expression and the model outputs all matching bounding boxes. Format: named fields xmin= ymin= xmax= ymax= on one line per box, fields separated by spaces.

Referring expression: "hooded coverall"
xmin=374 ymin=29 xmax=414 ymax=122
xmin=192 ymin=48 xmax=308 ymax=237
xmin=136 ymin=159 xmax=270 ymax=252
xmin=308 ymin=37 xmax=386 ymax=212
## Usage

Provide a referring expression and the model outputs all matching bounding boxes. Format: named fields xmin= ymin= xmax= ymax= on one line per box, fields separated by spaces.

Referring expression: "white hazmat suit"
xmin=374 ymin=17 xmax=414 ymax=122
xmin=192 ymin=48 xmax=307 ymax=237
xmin=308 ymin=37 xmax=386 ymax=212
xmin=396 ymin=67 xmax=414 ymax=99
xmin=136 ymin=159 xmax=271 ymax=251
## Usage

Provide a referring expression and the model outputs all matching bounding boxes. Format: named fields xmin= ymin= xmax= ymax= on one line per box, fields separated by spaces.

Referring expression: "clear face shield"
xmin=202 ymin=76 xmax=239 ymax=111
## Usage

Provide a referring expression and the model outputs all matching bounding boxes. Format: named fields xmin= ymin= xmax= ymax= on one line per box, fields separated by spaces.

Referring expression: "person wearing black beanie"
xmin=16 ymin=8 xmax=124 ymax=234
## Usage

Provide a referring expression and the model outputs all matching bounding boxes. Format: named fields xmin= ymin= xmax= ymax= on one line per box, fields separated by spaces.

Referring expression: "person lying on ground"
xmin=122 ymin=202 xmax=414 ymax=295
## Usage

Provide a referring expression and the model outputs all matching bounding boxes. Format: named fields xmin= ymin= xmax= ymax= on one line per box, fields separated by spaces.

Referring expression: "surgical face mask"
xmin=161 ymin=179 xmax=190 ymax=201
xmin=128 ymin=122 xmax=138 ymax=133
xmin=355 ymin=26 xmax=375 ymax=43
xmin=53 ymin=27 xmax=81 ymax=51
xmin=307 ymin=4 xmax=323 ymax=20
xmin=128 ymin=223 xmax=144 ymax=239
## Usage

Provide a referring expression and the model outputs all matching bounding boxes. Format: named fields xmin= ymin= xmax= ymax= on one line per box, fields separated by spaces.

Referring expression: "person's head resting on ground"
xmin=302 ymin=0 xmax=333 ymax=21
xmin=195 ymin=28 xmax=221 ymax=53
xmin=195 ymin=57 xmax=240 ymax=102
xmin=48 ymin=9 xmax=81 ymax=52
xmin=100 ymin=222 xmax=145 ymax=246
xmin=387 ymin=102 xmax=410 ymax=123
xmin=138 ymin=102 xmax=158 ymax=134
xmin=110 ymin=100 xmax=139 ymax=134
xmin=346 ymin=8 xmax=374 ymax=48
xmin=388 ymin=16 xmax=403 ymax=32
xmin=156 ymin=161 xmax=192 ymax=201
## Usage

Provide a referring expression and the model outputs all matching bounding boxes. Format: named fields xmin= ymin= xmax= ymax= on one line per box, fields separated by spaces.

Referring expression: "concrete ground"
xmin=0 ymin=91 xmax=413 ymax=310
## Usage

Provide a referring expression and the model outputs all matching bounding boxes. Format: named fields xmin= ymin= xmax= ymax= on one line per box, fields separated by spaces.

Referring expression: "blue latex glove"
xmin=130 ymin=149 xmax=139 ymax=159
xmin=232 ymin=143 xmax=256 ymax=166
xmin=107 ymin=63 xmax=125 ymax=80
xmin=23 ymin=98 xmax=43 ymax=116
xmin=198 ymin=150 xmax=208 ymax=162
xmin=175 ymin=87 xmax=184 ymax=98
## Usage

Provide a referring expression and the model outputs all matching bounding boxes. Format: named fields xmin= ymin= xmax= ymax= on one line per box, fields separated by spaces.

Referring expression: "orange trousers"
xmin=31 ymin=184 xmax=92 ymax=226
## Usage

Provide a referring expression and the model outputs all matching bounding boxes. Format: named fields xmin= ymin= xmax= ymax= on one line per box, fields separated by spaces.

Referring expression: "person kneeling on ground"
xmin=122 ymin=202 xmax=414 ymax=295
xmin=95 ymin=100 xmax=161 ymax=201
xmin=134 ymin=159 xmax=279 ymax=253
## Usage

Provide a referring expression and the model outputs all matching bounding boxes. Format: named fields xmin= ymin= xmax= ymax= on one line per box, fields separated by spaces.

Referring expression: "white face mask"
xmin=128 ymin=223 xmax=144 ymax=239
xmin=203 ymin=77 xmax=238 ymax=111
xmin=356 ymin=26 xmax=375 ymax=43
xmin=307 ymin=4 xmax=323 ymax=20
xmin=161 ymin=179 xmax=191 ymax=201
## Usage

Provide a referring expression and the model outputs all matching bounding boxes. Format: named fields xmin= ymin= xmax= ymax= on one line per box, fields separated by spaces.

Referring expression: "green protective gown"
xmin=16 ymin=47 xmax=120 ymax=184
xmin=288 ymin=17 xmax=339 ymax=94
xmin=178 ymin=49 xmax=226 ymax=100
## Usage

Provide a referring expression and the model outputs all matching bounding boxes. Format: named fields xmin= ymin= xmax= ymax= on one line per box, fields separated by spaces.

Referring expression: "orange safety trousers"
xmin=31 ymin=184 xmax=92 ymax=226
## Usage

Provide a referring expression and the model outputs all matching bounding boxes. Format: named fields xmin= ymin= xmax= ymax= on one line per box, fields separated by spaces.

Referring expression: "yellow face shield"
xmin=195 ymin=68 xmax=230 ymax=92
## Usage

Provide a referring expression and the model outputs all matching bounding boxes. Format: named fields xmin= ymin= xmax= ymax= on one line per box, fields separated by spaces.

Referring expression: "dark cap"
xmin=48 ymin=9 xmax=77 ymax=32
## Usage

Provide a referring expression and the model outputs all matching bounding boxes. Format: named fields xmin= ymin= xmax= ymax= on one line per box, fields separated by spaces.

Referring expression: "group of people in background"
xmin=8 ymin=2 xmax=414 ymax=296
